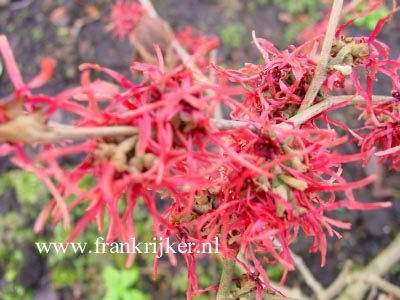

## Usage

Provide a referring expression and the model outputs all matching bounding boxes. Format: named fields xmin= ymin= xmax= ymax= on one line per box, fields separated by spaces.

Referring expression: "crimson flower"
xmin=106 ymin=0 xmax=144 ymax=39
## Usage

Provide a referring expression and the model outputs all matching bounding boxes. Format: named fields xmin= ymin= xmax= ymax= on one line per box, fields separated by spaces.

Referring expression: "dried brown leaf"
xmin=49 ymin=6 xmax=70 ymax=27
xmin=129 ymin=15 xmax=178 ymax=70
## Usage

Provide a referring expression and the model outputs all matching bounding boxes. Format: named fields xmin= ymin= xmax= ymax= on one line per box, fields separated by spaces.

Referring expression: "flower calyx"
xmin=96 ymin=135 xmax=158 ymax=174
xmin=329 ymin=36 xmax=369 ymax=74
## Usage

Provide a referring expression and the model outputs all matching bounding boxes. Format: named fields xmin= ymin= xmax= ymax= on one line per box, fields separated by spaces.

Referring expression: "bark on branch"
xmin=298 ymin=0 xmax=344 ymax=112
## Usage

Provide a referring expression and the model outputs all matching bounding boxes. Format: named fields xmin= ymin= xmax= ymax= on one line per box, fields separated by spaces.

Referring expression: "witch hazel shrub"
xmin=0 ymin=0 xmax=399 ymax=299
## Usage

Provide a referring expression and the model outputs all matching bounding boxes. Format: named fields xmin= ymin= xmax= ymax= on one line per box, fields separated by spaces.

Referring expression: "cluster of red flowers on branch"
xmin=0 ymin=1 xmax=399 ymax=299
xmin=348 ymin=12 xmax=400 ymax=169
xmin=298 ymin=0 xmax=400 ymax=169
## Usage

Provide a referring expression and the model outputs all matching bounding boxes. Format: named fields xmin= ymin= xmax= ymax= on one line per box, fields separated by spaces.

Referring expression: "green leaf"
xmin=102 ymin=265 xmax=146 ymax=300
xmin=78 ymin=174 xmax=97 ymax=190
xmin=103 ymin=266 xmax=121 ymax=288
xmin=104 ymin=290 xmax=120 ymax=300
xmin=7 ymin=170 xmax=48 ymax=204
xmin=267 ymin=264 xmax=284 ymax=281
xmin=5 ymin=268 xmax=17 ymax=282
xmin=121 ymin=267 xmax=140 ymax=287
xmin=350 ymin=4 xmax=390 ymax=31
xmin=51 ymin=266 xmax=77 ymax=288
xmin=0 ymin=173 xmax=11 ymax=195
xmin=123 ymin=289 xmax=149 ymax=300
xmin=220 ymin=23 xmax=247 ymax=49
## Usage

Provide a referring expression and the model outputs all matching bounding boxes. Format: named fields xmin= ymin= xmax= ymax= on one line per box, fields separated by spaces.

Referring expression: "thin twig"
xmin=213 ymin=95 xmax=390 ymax=132
xmin=269 ymin=282 xmax=309 ymax=300
xmin=324 ymin=260 xmax=353 ymax=300
xmin=211 ymin=95 xmax=391 ymax=133
xmin=260 ymin=290 xmax=298 ymax=300
xmin=0 ymin=119 xmax=139 ymax=144
xmin=338 ymin=235 xmax=400 ymax=300
xmin=362 ymin=275 xmax=400 ymax=298
xmin=290 ymin=252 xmax=324 ymax=299
xmin=273 ymin=235 xmax=400 ymax=300
xmin=287 ymin=95 xmax=389 ymax=128
xmin=213 ymin=95 xmax=390 ymax=131
xmin=33 ymin=124 xmax=138 ymax=143
xmin=0 ymin=95 xmax=391 ymax=144
xmin=298 ymin=0 xmax=344 ymax=113
xmin=137 ymin=0 xmax=158 ymax=17
xmin=211 ymin=119 xmax=257 ymax=132
xmin=365 ymin=234 xmax=400 ymax=276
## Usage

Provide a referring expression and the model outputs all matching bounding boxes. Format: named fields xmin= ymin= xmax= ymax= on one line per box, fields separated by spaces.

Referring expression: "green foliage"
xmin=78 ymin=174 xmax=97 ymax=190
xmin=0 ymin=285 xmax=32 ymax=300
xmin=31 ymin=27 xmax=43 ymax=43
xmin=102 ymin=265 xmax=150 ymax=300
xmin=349 ymin=4 xmax=390 ymax=31
xmin=0 ymin=170 xmax=105 ymax=299
xmin=389 ymin=262 xmax=400 ymax=275
xmin=246 ymin=0 xmax=320 ymax=16
xmin=266 ymin=264 xmax=284 ymax=281
xmin=220 ymin=23 xmax=247 ymax=49
xmin=0 ymin=171 xmax=46 ymax=298
xmin=46 ymin=218 xmax=106 ymax=297
xmin=0 ymin=170 xmax=219 ymax=299
xmin=0 ymin=170 xmax=48 ymax=206
xmin=0 ymin=170 xmax=158 ymax=299
xmin=277 ymin=0 xmax=318 ymax=17
xmin=51 ymin=266 xmax=77 ymax=288
xmin=193 ymin=290 xmax=213 ymax=300
xmin=279 ymin=0 xmax=323 ymax=43
xmin=245 ymin=0 xmax=324 ymax=44
xmin=246 ymin=0 xmax=268 ymax=13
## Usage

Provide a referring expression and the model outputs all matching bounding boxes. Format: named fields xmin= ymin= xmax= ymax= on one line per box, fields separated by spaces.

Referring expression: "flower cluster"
xmin=340 ymin=8 xmax=400 ymax=169
xmin=297 ymin=1 xmax=400 ymax=170
xmin=213 ymin=35 xmax=321 ymax=124
xmin=359 ymin=95 xmax=400 ymax=169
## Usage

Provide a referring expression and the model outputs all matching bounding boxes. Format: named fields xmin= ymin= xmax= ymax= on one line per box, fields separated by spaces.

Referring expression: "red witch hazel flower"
xmin=295 ymin=2 xmax=400 ymax=171
xmin=204 ymin=28 xmax=391 ymax=290
xmin=1 ymin=34 xmax=232 ymax=298
xmin=106 ymin=0 xmax=144 ymax=39
xmin=359 ymin=92 xmax=400 ymax=169
xmin=166 ymin=119 xmax=390 ymax=292
xmin=212 ymin=33 xmax=319 ymax=124
xmin=332 ymin=5 xmax=400 ymax=169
